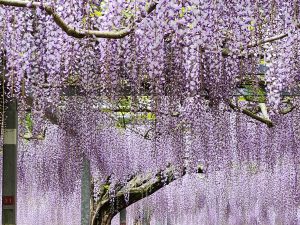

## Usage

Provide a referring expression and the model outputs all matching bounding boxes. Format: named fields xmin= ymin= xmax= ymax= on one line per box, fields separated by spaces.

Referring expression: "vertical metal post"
xmin=120 ymin=209 xmax=126 ymax=225
xmin=2 ymin=99 xmax=17 ymax=225
xmin=81 ymin=157 xmax=91 ymax=225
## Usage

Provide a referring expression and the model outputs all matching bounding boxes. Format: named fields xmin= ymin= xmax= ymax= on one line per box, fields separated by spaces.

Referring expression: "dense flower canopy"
xmin=15 ymin=107 xmax=300 ymax=224
xmin=1 ymin=0 xmax=300 ymax=224
xmin=0 ymin=0 xmax=300 ymax=117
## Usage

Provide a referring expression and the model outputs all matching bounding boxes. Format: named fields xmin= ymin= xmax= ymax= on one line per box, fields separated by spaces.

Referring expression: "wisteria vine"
xmin=1 ymin=0 xmax=300 ymax=224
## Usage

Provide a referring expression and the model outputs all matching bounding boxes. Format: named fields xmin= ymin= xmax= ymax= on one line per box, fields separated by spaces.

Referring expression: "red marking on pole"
xmin=3 ymin=196 xmax=15 ymax=205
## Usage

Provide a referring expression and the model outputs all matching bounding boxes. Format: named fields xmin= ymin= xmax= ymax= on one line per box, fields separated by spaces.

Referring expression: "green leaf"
xmin=147 ymin=112 xmax=156 ymax=120
xmin=94 ymin=10 xmax=103 ymax=17
xmin=179 ymin=7 xmax=186 ymax=18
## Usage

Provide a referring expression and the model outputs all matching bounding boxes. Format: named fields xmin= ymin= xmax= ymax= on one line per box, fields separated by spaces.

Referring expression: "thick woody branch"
xmin=91 ymin=166 xmax=203 ymax=225
xmin=0 ymin=1 xmax=298 ymax=47
xmin=228 ymin=101 xmax=274 ymax=127
xmin=0 ymin=0 xmax=158 ymax=39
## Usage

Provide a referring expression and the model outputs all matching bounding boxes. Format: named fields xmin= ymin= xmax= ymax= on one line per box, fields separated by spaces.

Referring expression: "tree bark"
xmin=0 ymin=0 xmax=158 ymax=39
xmin=91 ymin=166 xmax=203 ymax=225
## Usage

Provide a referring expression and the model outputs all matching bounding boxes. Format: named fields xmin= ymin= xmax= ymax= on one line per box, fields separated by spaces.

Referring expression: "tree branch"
xmin=0 ymin=1 xmax=297 ymax=48
xmin=245 ymin=33 xmax=289 ymax=49
xmin=228 ymin=101 xmax=274 ymax=127
xmin=91 ymin=166 xmax=203 ymax=225
xmin=0 ymin=0 xmax=158 ymax=39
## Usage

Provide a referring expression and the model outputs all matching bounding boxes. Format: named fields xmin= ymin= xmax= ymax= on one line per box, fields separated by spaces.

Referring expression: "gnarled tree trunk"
xmin=91 ymin=166 xmax=203 ymax=225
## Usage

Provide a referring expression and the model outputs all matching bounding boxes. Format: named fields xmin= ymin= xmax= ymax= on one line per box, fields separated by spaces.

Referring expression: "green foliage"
xmin=238 ymin=59 xmax=267 ymax=103
xmin=23 ymin=112 xmax=33 ymax=140
xmin=241 ymin=84 xmax=267 ymax=103
xmin=90 ymin=0 xmax=108 ymax=18
xmin=25 ymin=112 xmax=33 ymax=133
xmin=179 ymin=7 xmax=186 ymax=18
xmin=117 ymin=96 xmax=131 ymax=112
xmin=179 ymin=5 xmax=194 ymax=18
xmin=112 ymin=96 xmax=156 ymax=129
xmin=247 ymin=20 xmax=255 ymax=31
xmin=122 ymin=8 xmax=133 ymax=19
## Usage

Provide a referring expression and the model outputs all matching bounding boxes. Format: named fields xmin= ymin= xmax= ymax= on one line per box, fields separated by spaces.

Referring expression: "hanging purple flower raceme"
xmin=1 ymin=1 xmax=300 ymax=224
